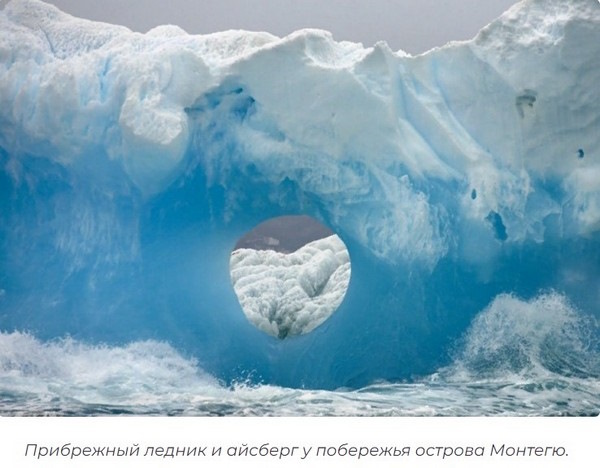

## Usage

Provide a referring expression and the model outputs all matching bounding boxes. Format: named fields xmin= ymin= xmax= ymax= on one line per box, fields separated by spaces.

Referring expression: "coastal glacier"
xmin=230 ymin=235 xmax=350 ymax=338
xmin=0 ymin=0 xmax=599 ymax=414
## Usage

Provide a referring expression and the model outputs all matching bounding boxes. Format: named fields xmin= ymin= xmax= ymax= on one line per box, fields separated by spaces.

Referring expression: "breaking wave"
xmin=1 ymin=293 xmax=597 ymax=416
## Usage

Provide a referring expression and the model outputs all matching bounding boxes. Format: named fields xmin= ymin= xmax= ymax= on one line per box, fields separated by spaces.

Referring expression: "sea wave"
xmin=2 ymin=292 xmax=597 ymax=416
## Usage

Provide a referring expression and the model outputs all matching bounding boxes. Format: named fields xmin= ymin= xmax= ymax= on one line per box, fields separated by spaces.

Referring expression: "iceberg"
xmin=0 ymin=0 xmax=599 ymax=405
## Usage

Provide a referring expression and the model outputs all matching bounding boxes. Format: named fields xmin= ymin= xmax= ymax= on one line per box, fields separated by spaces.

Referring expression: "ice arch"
xmin=0 ymin=0 xmax=599 ymax=390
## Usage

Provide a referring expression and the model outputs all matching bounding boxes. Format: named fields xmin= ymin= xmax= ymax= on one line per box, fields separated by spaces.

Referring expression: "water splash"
xmin=445 ymin=292 xmax=599 ymax=380
xmin=2 ymin=293 xmax=598 ymax=416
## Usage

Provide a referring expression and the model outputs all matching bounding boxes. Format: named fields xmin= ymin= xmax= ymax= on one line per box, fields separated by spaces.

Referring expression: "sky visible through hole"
xmin=234 ymin=216 xmax=334 ymax=253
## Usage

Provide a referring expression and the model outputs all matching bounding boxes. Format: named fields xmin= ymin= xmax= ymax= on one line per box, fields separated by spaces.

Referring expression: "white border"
xmin=1 ymin=416 xmax=598 ymax=467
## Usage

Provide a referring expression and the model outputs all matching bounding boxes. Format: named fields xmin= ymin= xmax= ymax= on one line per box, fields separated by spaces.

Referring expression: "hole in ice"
xmin=577 ymin=149 xmax=584 ymax=159
xmin=516 ymin=89 xmax=537 ymax=118
xmin=229 ymin=215 xmax=351 ymax=339
xmin=485 ymin=210 xmax=508 ymax=242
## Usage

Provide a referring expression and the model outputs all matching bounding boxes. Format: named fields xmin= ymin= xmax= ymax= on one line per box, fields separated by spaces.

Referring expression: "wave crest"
xmin=446 ymin=292 xmax=599 ymax=380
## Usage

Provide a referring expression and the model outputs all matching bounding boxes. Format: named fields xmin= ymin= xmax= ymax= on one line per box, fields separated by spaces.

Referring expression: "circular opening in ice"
xmin=229 ymin=215 xmax=351 ymax=339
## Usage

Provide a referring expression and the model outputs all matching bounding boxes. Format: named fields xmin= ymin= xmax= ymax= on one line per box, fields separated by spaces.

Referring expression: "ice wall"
xmin=0 ymin=0 xmax=599 ymax=388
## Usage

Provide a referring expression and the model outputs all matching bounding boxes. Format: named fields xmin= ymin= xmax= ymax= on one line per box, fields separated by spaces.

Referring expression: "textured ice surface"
xmin=0 ymin=0 xmax=599 ymax=392
xmin=230 ymin=235 xmax=350 ymax=338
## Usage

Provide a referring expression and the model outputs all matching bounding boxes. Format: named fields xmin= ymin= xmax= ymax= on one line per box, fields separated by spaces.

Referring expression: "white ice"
xmin=229 ymin=235 xmax=350 ymax=338
xmin=0 ymin=0 xmax=599 ymax=268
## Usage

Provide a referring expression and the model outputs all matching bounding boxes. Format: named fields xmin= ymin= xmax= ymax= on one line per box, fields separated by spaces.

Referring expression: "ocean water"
xmin=1 ymin=294 xmax=598 ymax=416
